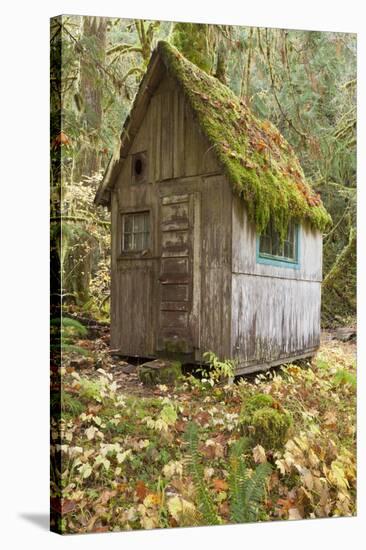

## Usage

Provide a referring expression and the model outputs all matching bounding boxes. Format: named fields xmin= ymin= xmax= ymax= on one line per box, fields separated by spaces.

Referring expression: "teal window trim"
xmin=256 ymin=225 xmax=300 ymax=269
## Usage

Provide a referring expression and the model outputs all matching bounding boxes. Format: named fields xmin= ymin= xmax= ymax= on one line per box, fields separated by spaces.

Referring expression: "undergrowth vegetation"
xmin=50 ymin=337 xmax=356 ymax=533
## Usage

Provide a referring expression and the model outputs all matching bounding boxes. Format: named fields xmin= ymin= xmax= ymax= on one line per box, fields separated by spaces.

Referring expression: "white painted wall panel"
xmin=231 ymin=274 xmax=321 ymax=369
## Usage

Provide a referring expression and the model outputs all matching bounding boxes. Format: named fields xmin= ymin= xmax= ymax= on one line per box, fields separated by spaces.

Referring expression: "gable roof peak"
xmin=96 ymin=40 xmax=331 ymax=234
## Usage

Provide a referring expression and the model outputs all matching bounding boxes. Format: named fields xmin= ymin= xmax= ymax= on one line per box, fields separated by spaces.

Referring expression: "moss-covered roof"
xmin=157 ymin=41 xmax=331 ymax=235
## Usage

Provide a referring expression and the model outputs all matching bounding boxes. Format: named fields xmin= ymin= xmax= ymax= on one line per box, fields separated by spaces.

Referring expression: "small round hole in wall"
xmin=134 ymin=158 xmax=143 ymax=176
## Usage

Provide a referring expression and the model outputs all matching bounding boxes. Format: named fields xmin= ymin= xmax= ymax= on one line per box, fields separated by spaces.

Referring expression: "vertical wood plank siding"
xmin=231 ymin=195 xmax=322 ymax=370
xmin=112 ymin=71 xmax=225 ymax=358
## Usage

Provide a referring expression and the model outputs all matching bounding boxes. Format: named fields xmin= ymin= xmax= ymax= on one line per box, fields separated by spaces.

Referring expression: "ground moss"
xmin=240 ymin=393 xmax=292 ymax=450
xmin=157 ymin=41 xmax=331 ymax=237
xmin=138 ymin=360 xmax=182 ymax=386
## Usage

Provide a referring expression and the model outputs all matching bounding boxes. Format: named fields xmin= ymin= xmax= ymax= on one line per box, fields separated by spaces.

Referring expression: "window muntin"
xmin=259 ymin=221 xmax=298 ymax=263
xmin=122 ymin=212 xmax=150 ymax=252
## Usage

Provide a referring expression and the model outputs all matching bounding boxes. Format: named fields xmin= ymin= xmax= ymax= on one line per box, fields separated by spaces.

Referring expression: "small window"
xmin=131 ymin=152 xmax=147 ymax=184
xmin=258 ymin=220 xmax=298 ymax=264
xmin=121 ymin=212 xmax=150 ymax=252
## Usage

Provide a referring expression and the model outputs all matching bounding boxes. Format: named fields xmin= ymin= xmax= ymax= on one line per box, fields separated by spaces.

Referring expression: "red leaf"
xmin=135 ymin=481 xmax=148 ymax=502
xmin=52 ymin=131 xmax=71 ymax=148
xmin=212 ymin=478 xmax=229 ymax=492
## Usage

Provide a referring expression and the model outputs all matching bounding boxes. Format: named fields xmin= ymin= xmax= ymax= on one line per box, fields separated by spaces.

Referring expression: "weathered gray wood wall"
xmin=231 ymin=196 xmax=322 ymax=372
xmin=110 ymin=67 xmax=323 ymax=372
xmin=110 ymin=70 xmax=232 ymax=360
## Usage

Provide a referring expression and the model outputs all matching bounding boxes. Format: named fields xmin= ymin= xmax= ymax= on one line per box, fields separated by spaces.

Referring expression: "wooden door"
xmin=157 ymin=192 xmax=200 ymax=356
xmin=118 ymin=259 xmax=155 ymax=356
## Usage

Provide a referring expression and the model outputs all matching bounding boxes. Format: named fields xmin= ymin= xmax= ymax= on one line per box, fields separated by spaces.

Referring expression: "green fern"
xmin=51 ymin=391 xmax=85 ymax=416
xmin=184 ymin=423 xmax=222 ymax=525
xmin=228 ymin=438 xmax=271 ymax=523
xmin=184 ymin=423 xmax=271 ymax=525
xmin=332 ymin=368 xmax=356 ymax=389
xmin=51 ymin=317 xmax=90 ymax=356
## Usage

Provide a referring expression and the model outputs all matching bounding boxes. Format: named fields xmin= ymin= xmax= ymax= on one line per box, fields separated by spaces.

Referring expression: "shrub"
xmin=240 ymin=393 xmax=292 ymax=450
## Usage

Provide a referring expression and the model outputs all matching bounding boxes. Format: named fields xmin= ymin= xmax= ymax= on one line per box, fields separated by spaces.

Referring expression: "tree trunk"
xmin=73 ymin=16 xmax=107 ymax=182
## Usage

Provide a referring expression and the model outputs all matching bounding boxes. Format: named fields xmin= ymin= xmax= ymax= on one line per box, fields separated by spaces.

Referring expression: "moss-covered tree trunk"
xmin=73 ymin=16 xmax=107 ymax=182
xmin=66 ymin=17 xmax=107 ymax=306
xmin=322 ymin=229 xmax=356 ymax=327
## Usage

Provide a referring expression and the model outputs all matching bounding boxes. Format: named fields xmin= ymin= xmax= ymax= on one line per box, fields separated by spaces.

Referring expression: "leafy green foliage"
xmin=332 ymin=368 xmax=356 ymax=390
xmin=51 ymin=331 xmax=356 ymax=533
xmin=51 ymin=316 xmax=88 ymax=338
xmin=199 ymin=351 xmax=235 ymax=384
xmin=51 ymin=316 xmax=91 ymax=357
xmin=172 ymin=23 xmax=213 ymax=73
xmin=60 ymin=392 xmax=85 ymax=416
xmin=322 ymin=229 xmax=356 ymax=327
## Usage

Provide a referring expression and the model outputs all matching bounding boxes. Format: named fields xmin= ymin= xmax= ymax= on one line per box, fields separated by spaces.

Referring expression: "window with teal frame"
xmin=256 ymin=220 xmax=300 ymax=269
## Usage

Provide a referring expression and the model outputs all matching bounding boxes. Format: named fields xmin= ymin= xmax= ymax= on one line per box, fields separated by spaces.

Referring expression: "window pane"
xmin=259 ymin=235 xmax=271 ymax=255
xmin=287 ymin=224 xmax=294 ymax=243
xmin=124 ymin=215 xmax=133 ymax=233
xmin=143 ymin=213 xmax=149 ymax=232
xmin=122 ymin=212 xmax=150 ymax=252
xmin=272 ymin=230 xmax=282 ymax=257
xmin=134 ymin=233 xmax=143 ymax=250
xmin=123 ymin=233 xmax=132 ymax=251
xmin=133 ymin=213 xmax=145 ymax=233
xmin=142 ymin=230 xmax=149 ymax=249
xmin=259 ymin=221 xmax=297 ymax=262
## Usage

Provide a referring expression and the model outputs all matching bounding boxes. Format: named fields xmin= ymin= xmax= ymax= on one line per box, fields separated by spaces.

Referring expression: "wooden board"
xmin=157 ymin=193 xmax=196 ymax=354
xmin=231 ymin=274 xmax=321 ymax=366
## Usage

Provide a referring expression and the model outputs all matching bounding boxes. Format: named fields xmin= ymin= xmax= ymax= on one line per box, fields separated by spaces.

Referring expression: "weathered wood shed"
xmin=95 ymin=41 xmax=331 ymax=374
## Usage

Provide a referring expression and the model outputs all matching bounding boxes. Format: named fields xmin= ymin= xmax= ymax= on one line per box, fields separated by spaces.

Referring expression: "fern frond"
xmin=228 ymin=438 xmax=251 ymax=523
xmin=240 ymin=462 xmax=272 ymax=522
xmin=184 ymin=423 xmax=222 ymax=525
xmin=228 ymin=437 xmax=271 ymax=523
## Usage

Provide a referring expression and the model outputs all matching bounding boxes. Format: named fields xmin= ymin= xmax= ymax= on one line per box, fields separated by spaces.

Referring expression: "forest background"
xmin=50 ymin=17 xmax=356 ymax=327
xmin=1 ymin=1 xmax=364 ymax=548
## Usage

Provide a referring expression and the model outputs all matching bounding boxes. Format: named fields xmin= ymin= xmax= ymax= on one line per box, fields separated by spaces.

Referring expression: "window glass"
xmin=122 ymin=212 xmax=150 ymax=252
xmin=259 ymin=221 xmax=297 ymax=262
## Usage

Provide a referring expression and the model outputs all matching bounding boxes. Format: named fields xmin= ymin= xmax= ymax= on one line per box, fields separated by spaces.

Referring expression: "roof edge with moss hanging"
xmin=157 ymin=41 xmax=331 ymax=236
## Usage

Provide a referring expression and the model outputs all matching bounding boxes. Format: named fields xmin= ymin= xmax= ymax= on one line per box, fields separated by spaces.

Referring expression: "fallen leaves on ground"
xmin=51 ymin=335 xmax=356 ymax=533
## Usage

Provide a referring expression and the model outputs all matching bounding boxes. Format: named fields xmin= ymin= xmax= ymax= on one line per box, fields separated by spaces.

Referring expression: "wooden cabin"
xmin=95 ymin=41 xmax=330 ymax=375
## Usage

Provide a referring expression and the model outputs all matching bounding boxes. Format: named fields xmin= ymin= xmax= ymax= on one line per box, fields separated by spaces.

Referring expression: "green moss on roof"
xmin=157 ymin=41 xmax=331 ymax=236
